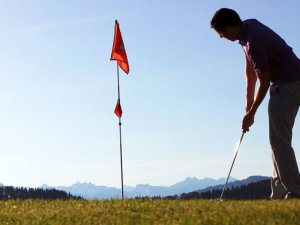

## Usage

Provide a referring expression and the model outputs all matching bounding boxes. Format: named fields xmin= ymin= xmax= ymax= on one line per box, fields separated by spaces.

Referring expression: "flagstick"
xmin=116 ymin=64 xmax=124 ymax=199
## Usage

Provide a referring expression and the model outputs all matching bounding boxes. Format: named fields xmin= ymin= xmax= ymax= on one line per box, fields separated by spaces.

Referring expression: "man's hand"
xmin=242 ymin=111 xmax=255 ymax=132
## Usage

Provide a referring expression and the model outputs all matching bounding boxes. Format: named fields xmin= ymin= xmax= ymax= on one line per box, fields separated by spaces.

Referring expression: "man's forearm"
xmin=246 ymin=77 xmax=256 ymax=111
xmin=248 ymin=72 xmax=270 ymax=115
xmin=245 ymin=55 xmax=257 ymax=112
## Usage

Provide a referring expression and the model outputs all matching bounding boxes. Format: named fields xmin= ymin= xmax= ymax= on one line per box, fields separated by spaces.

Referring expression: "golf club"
xmin=220 ymin=130 xmax=246 ymax=200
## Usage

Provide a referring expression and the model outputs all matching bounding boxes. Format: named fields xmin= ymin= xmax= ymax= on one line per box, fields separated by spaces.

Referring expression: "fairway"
xmin=0 ymin=199 xmax=299 ymax=225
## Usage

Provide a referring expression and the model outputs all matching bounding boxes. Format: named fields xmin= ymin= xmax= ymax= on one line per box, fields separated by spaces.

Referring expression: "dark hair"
xmin=210 ymin=8 xmax=242 ymax=32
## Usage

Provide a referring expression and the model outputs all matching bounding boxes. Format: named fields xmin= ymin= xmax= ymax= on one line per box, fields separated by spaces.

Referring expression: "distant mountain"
xmin=128 ymin=177 xmax=237 ymax=198
xmin=41 ymin=177 xmax=237 ymax=199
xmin=179 ymin=178 xmax=271 ymax=200
xmin=169 ymin=177 xmax=234 ymax=194
xmin=198 ymin=176 xmax=270 ymax=193
xmin=39 ymin=176 xmax=269 ymax=199
xmin=42 ymin=182 xmax=120 ymax=200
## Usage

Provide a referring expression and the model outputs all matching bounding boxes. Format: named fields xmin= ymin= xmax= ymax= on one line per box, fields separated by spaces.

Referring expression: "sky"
xmin=0 ymin=0 xmax=300 ymax=189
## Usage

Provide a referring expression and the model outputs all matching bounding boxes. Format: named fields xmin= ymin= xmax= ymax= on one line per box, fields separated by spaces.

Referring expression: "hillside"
xmin=178 ymin=178 xmax=271 ymax=200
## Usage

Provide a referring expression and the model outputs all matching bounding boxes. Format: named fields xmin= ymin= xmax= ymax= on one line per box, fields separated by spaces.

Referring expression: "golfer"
xmin=210 ymin=8 xmax=300 ymax=199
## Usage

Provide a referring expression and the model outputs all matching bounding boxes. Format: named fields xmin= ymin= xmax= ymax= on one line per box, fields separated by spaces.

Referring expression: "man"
xmin=210 ymin=8 xmax=300 ymax=199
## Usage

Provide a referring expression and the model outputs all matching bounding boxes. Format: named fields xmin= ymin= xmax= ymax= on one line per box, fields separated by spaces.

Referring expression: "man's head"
xmin=210 ymin=8 xmax=243 ymax=42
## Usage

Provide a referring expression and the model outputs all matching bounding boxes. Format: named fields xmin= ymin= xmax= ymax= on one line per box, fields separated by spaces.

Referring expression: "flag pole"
xmin=111 ymin=20 xmax=128 ymax=199
xmin=116 ymin=63 xmax=124 ymax=199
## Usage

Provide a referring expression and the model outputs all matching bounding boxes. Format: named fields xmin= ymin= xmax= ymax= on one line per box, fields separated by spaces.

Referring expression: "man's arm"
xmin=242 ymin=70 xmax=270 ymax=132
xmin=245 ymin=55 xmax=257 ymax=112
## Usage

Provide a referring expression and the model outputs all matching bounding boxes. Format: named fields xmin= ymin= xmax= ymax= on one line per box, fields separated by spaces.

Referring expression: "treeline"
xmin=136 ymin=179 xmax=271 ymax=200
xmin=179 ymin=179 xmax=270 ymax=200
xmin=0 ymin=186 xmax=82 ymax=200
xmin=172 ymin=179 xmax=271 ymax=200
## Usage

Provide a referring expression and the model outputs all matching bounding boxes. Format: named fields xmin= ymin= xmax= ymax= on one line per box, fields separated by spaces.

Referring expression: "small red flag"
xmin=110 ymin=20 xmax=129 ymax=74
xmin=114 ymin=99 xmax=123 ymax=118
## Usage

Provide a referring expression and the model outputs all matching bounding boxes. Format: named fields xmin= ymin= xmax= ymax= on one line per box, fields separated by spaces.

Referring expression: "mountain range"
xmin=40 ymin=176 xmax=270 ymax=199
xmin=198 ymin=175 xmax=270 ymax=193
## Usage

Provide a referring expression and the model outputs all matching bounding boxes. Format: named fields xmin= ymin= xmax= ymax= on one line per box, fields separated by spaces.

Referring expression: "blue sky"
xmin=0 ymin=0 xmax=299 ymax=188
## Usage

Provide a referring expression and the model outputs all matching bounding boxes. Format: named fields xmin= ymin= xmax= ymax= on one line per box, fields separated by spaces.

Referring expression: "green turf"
xmin=0 ymin=199 xmax=299 ymax=225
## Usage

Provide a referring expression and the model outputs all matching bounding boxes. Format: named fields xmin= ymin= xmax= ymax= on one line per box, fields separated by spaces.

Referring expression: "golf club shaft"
xmin=220 ymin=131 xmax=245 ymax=200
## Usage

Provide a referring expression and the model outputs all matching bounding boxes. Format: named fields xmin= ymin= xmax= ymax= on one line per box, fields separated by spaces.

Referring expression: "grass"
xmin=0 ymin=199 xmax=299 ymax=225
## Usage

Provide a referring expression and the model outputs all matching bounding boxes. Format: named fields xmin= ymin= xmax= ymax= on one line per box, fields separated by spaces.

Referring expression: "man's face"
xmin=216 ymin=26 xmax=239 ymax=42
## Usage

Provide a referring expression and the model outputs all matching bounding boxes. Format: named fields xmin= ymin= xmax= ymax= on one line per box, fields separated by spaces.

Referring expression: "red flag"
xmin=114 ymin=99 xmax=123 ymax=118
xmin=110 ymin=20 xmax=129 ymax=74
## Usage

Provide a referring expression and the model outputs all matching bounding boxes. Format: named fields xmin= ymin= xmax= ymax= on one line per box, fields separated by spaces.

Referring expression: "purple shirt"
xmin=239 ymin=19 xmax=300 ymax=85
